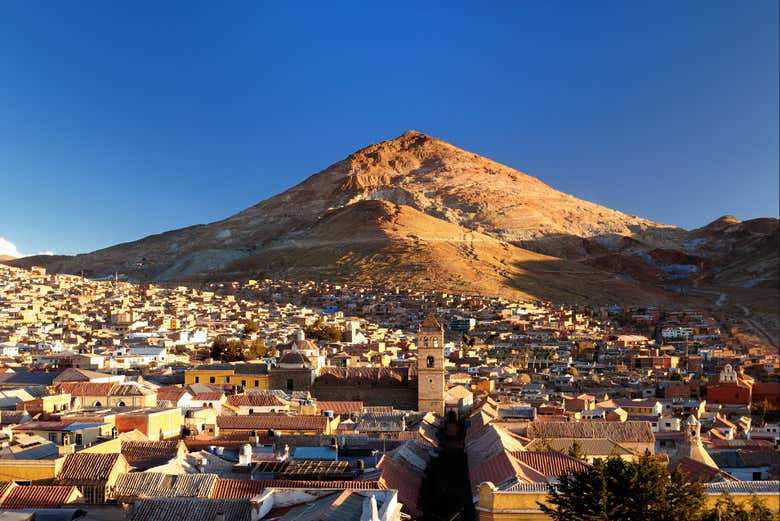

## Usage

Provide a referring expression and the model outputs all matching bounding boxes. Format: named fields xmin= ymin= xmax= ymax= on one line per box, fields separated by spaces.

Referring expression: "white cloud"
xmin=0 ymin=237 xmax=53 ymax=258
xmin=0 ymin=237 xmax=23 ymax=258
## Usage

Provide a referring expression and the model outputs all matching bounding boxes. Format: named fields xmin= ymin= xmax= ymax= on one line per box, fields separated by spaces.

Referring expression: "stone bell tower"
xmin=417 ymin=314 xmax=445 ymax=415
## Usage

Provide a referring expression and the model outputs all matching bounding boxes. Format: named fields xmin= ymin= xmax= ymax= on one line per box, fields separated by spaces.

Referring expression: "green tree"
xmin=247 ymin=339 xmax=269 ymax=359
xmin=702 ymin=493 xmax=778 ymax=521
xmin=540 ymin=454 xmax=706 ymax=521
xmin=210 ymin=337 xmax=229 ymax=360
xmin=304 ymin=319 xmax=343 ymax=342
xmin=243 ymin=319 xmax=260 ymax=334
xmin=567 ymin=440 xmax=585 ymax=460
xmin=462 ymin=333 xmax=477 ymax=347
xmin=210 ymin=337 xmax=263 ymax=362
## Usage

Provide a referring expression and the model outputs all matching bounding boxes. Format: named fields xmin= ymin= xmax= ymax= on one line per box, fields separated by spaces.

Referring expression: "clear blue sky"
xmin=1 ymin=1 xmax=777 ymax=256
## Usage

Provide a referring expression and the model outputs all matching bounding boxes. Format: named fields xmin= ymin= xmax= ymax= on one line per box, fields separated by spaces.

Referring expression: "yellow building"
xmin=476 ymin=481 xmax=780 ymax=520
xmin=0 ymin=457 xmax=64 ymax=483
xmin=185 ymin=362 xmax=269 ymax=390
xmin=114 ymin=408 xmax=183 ymax=441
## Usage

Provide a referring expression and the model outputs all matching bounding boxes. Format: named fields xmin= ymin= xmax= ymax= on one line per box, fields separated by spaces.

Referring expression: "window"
xmin=93 ymin=401 xmax=102 ymax=407
xmin=209 ymin=376 xmax=216 ymax=384
xmin=753 ymin=471 xmax=763 ymax=480
xmin=254 ymin=380 xmax=259 ymax=387
xmin=75 ymin=433 xmax=83 ymax=446
xmin=427 ymin=356 xmax=435 ymax=368
xmin=195 ymin=376 xmax=200 ymax=383
xmin=249 ymin=408 xmax=254 ymax=415
xmin=48 ymin=432 xmax=57 ymax=443
xmin=241 ymin=380 xmax=246 ymax=387
xmin=287 ymin=379 xmax=294 ymax=391
xmin=226 ymin=377 xmax=230 ymax=383
xmin=118 ymin=401 xmax=126 ymax=407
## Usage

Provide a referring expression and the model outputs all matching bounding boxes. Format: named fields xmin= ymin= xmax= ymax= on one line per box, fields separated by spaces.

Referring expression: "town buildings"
xmin=0 ymin=264 xmax=776 ymax=519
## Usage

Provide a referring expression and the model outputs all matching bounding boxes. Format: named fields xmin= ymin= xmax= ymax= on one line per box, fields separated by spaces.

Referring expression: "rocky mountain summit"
xmin=7 ymin=131 xmax=778 ymax=310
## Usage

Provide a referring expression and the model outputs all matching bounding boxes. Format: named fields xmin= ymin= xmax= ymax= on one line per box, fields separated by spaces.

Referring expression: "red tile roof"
xmin=56 ymin=382 xmax=116 ymax=396
xmin=510 ymin=451 xmax=590 ymax=477
xmin=226 ymin=394 xmax=288 ymax=408
xmin=376 ymin=454 xmax=422 ymax=517
xmin=121 ymin=440 xmax=183 ymax=470
xmin=316 ymin=401 xmax=363 ymax=415
xmin=670 ymin=457 xmax=738 ymax=483
xmin=211 ymin=478 xmax=381 ymax=499
xmin=0 ymin=484 xmax=81 ymax=508
xmin=156 ymin=386 xmax=191 ymax=402
xmin=468 ymin=450 xmax=526 ymax=495
xmin=192 ymin=392 xmax=225 ymax=402
xmin=56 ymin=453 xmax=126 ymax=484
xmin=216 ymin=415 xmax=327 ymax=432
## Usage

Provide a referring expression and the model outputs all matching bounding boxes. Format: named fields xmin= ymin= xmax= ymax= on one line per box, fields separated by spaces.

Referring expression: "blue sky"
xmin=1 ymin=1 xmax=777 ymax=256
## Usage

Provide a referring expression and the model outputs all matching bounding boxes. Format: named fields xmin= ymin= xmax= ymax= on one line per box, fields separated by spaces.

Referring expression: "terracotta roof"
xmin=510 ymin=451 xmax=590 ymax=477
xmin=191 ymin=392 xmax=225 ymax=402
xmin=156 ymin=386 xmax=191 ymax=402
xmin=670 ymin=457 xmax=738 ymax=483
xmin=376 ymin=454 xmax=422 ymax=517
xmin=226 ymin=394 xmax=288 ymax=408
xmin=0 ymin=484 xmax=82 ymax=508
xmin=527 ymin=421 xmax=655 ymax=443
xmin=0 ymin=482 xmax=13 ymax=500
xmin=468 ymin=450 xmax=529 ymax=496
xmin=121 ymin=440 xmax=183 ymax=470
xmin=216 ymin=415 xmax=327 ymax=431
xmin=56 ymin=382 xmax=116 ymax=396
xmin=523 ymin=437 xmax=634 ymax=456
xmin=56 ymin=453 xmax=125 ymax=484
xmin=315 ymin=401 xmax=363 ymax=415
xmin=278 ymin=351 xmax=312 ymax=366
xmin=211 ymin=478 xmax=381 ymax=499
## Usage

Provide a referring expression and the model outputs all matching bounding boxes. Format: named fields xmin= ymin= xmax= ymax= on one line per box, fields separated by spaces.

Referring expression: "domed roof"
xmin=278 ymin=350 xmax=313 ymax=369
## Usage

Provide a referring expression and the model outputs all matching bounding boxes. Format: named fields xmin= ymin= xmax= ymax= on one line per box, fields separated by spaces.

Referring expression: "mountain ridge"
xmin=5 ymin=131 xmax=778 ymax=314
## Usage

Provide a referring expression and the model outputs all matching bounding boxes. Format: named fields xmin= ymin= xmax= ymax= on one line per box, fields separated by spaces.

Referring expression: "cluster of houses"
xmin=0 ymin=264 xmax=776 ymax=520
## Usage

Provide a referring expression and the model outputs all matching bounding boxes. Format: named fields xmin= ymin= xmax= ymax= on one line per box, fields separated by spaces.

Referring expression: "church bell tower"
xmin=417 ymin=314 xmax=445 ymax=415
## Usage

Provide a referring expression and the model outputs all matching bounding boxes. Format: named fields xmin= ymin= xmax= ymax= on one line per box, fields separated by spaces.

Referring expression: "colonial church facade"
xmin=272 ymin=314 xmax=446 ymax=414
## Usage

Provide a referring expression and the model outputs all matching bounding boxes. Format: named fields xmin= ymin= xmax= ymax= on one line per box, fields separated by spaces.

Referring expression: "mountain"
xmin=6 ymin=131 xmax=778 ymax=311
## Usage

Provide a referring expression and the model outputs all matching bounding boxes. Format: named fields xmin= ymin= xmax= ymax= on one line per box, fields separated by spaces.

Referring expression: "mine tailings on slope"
xmin=419 ymin=416 xmax=475 ymax=521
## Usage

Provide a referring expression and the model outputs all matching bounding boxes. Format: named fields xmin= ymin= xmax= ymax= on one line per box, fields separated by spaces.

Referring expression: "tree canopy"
xmin=243 ymin=319 xmax=260 ymax=334
xmin=540 ymin=454 xmax=705 ymax=521
xmin=540 ymin=455 xmax=778 ymax=521
xmin=304 ymin=318 xmax=343 ymax=342
xmin=210 ymin=337 xmax=268 ymax=362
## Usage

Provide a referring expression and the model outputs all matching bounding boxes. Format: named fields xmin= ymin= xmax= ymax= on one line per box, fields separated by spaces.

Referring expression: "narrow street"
xmin=419 ymin=419 xmax=476 ymax=521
